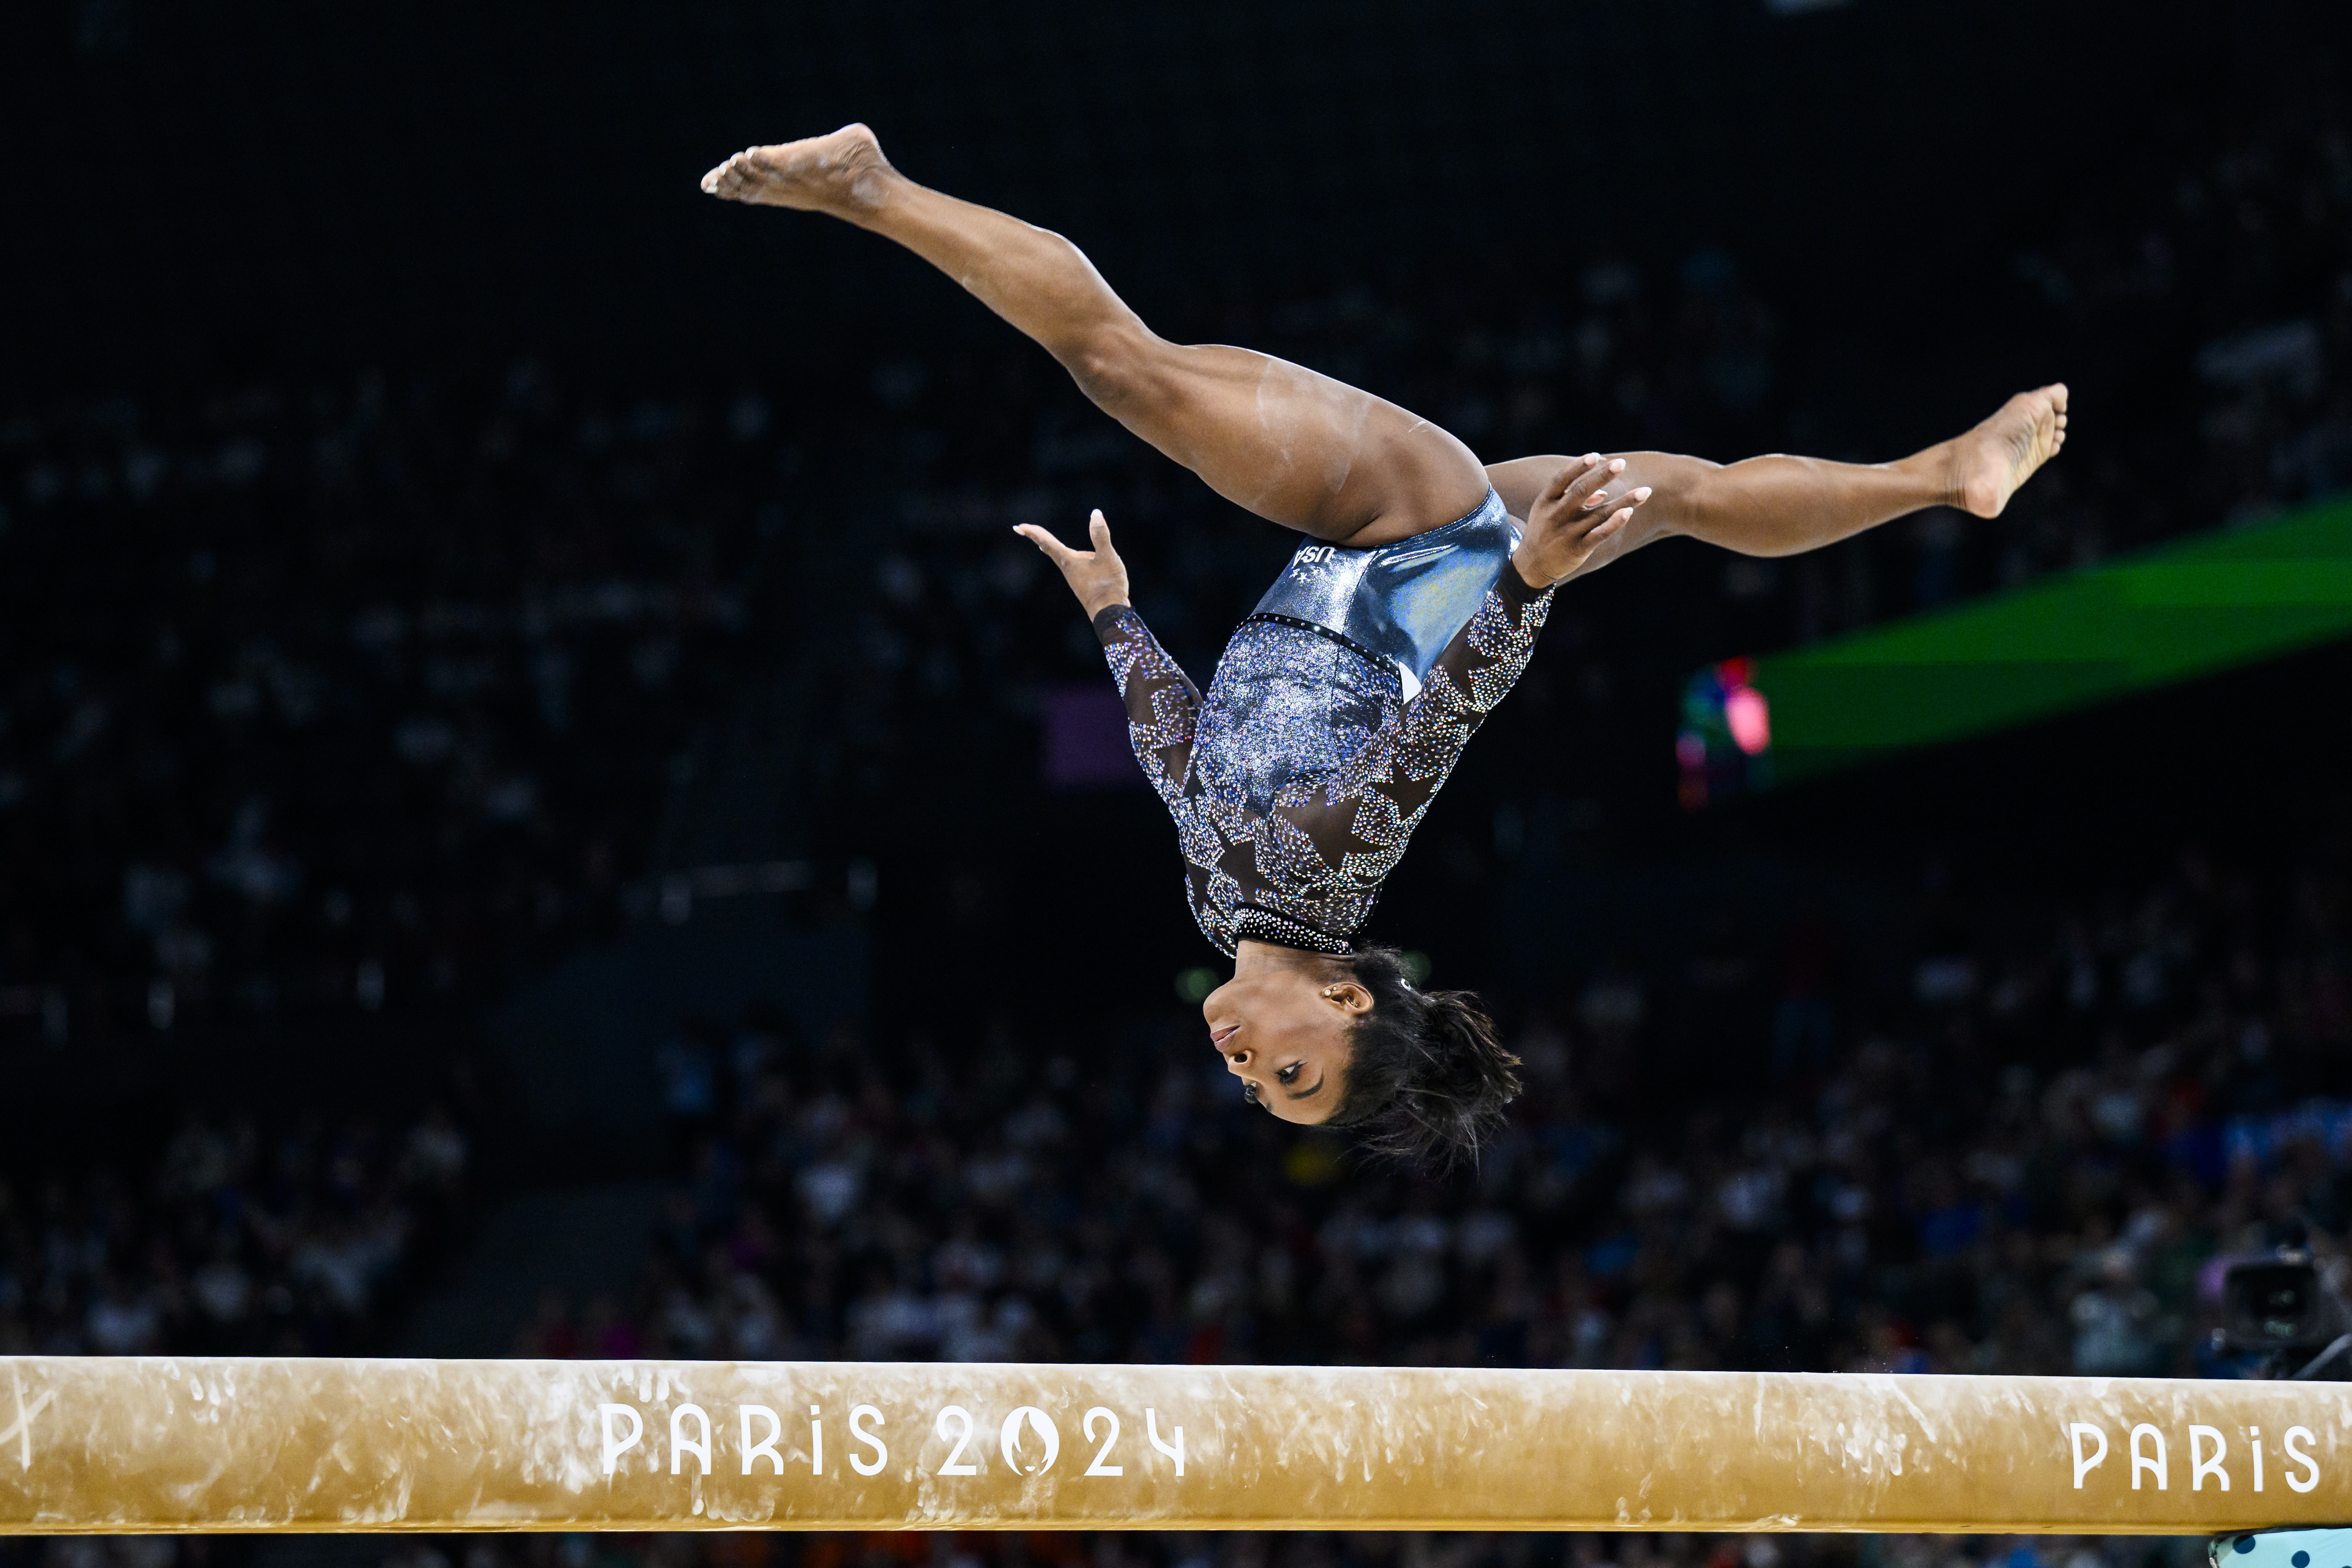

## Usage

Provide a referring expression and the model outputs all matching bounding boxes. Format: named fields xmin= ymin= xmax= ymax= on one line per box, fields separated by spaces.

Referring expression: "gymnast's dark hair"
xmin=1326 ymin=945 xmax=1521 ymax=1169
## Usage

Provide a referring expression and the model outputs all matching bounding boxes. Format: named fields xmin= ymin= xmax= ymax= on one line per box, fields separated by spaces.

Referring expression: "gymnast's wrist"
xmin=1506 ymin=550 xmax=1553 ymax=593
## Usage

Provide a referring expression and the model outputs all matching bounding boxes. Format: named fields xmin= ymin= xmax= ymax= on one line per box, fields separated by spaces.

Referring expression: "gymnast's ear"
xmin=1318 ymin=978 xmax=1373 ymax=1017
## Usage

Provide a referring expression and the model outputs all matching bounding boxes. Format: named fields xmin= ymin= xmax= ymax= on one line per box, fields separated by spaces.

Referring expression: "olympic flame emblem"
xmin=1000 ymin=1405 xmax=1060 ymax=1476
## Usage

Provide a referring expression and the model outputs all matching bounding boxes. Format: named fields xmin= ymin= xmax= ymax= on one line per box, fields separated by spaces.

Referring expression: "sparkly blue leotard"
xmin=1248 ymin=487 xmax=1524 ymax=687
xmin=1094 ymin=489 xmax=1555 ymax=956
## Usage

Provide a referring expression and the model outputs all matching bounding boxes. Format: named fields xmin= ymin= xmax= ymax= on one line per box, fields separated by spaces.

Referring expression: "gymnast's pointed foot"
xmin=700 ymin=123 xmax=895 ymax=215
xmin=1950 ymin=383 xmax=2069 ymax=518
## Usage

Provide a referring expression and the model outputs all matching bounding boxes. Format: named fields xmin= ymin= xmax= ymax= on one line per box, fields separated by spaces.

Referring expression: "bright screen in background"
xmin=1682 ymin=493 xmax=2352 ymax=803
xmin=1678 ymin=658 xmax=1772 ymax=811
xmin=1725 ymin=687 xmax=1772 ymax=755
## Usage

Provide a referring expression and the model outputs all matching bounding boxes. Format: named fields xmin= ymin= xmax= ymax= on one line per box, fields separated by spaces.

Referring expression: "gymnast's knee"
xmin=1063 ymin=322 xmax=1170 ymax=416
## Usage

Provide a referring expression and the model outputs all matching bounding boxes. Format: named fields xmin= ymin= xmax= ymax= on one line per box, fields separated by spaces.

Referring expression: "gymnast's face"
xmin=1202 ymin=967 xmax=1368 ymax=1125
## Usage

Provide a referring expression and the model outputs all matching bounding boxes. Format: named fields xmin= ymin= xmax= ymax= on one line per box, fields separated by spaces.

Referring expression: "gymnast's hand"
xmin=1511 ymin=454 xmax=1651 ymax=588
xmin=1015 ymin=509 xmax=1133 ymax=619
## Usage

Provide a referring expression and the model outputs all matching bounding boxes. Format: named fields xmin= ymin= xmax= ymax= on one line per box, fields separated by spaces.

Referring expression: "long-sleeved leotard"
xmin=1094 ymin=563 xmax=1554 ymax=956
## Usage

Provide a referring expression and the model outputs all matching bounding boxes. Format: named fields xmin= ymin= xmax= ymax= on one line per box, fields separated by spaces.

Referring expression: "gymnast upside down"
xmin=703 ymin=125 xmax=2067 ymax=1166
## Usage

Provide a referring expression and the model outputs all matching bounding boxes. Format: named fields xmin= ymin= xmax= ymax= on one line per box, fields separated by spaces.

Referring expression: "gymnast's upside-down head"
xmin=1203 ymin=944 xmax=1521 ymax=1168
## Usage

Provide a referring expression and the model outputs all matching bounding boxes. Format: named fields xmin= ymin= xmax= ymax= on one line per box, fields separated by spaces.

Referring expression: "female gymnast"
xmin=703 ymin=125 xmax=2067 ymax=1165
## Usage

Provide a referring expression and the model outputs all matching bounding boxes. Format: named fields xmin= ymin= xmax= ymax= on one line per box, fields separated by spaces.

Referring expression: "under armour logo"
xmin=2 ymin=1370 xmax=55 ymax=1470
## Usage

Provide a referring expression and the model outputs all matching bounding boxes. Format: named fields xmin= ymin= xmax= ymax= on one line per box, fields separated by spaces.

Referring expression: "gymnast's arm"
xmin=1484 ymin=445 xmax=1955 ymax=581
xmin=1322 ymin=563 xmax=1557 ymax=847
xmin=1015 ymin=509 xmax=1201 ymax=801
xmin=1092 ymin=605 xmax=1202 ymax=803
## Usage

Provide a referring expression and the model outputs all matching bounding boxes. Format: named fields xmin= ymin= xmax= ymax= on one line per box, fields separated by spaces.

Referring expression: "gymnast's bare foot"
xmin=700 ymin=123 xmax=894 ymax=216
xmin=1949 ymin=383 xmax=2069 ymax=518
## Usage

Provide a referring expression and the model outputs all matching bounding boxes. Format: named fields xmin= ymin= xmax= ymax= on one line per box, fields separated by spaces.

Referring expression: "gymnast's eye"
xmin=1277 ymin=1063 xmax=1300 ymax=1085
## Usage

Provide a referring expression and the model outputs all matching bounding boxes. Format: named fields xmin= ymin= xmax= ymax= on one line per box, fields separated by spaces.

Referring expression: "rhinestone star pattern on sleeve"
xmin=1095 ymin=603 xmax=1254 ymax=955
xmin=1093 ymin=605 xmax=1200 ymax=807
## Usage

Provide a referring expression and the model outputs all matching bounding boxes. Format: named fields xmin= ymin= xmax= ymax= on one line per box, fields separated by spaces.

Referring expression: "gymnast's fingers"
xmin=1580 ymin=488 xmax=1649 ymax=537
xmin=1542 ymin=453 xmax=1603 ymax=504
xmin=1575 ymin=458 xmax=1629 ymax=509
xmin=1011 ymin=524 xmax=1077 ymax=566
xmin=1088 ymin=509 xmax=1120 ymax=557
xmin=1583 ymin=506 xmax=1635 ymax=545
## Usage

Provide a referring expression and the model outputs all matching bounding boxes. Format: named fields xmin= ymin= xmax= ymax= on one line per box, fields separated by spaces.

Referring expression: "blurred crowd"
xmin=0 ymin=369 xmax=775 ymax=1046
xmin=0 ymin=1095 xmax=472 ymax=1358
xmin=363 ymin=1520 xmax=2020 ymax=1568
xmin=549 ymin=835 xmax=2352 ymax=1390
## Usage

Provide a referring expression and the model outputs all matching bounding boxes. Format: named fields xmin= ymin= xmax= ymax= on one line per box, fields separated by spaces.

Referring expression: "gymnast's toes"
xmin=1955 ymin=383 xmax=2067 ymax=519
xmin=703 ymin=123 xmax=894 ymax=213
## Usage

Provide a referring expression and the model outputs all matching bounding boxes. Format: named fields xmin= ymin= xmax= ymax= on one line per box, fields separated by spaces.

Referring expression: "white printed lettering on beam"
xmin=936 ymin=1406 xmax=980 ymax=1476
xmin=1147 ymin=1409 xmax=1184 ymax=1477
xmin=1084 ymin=1408 xmax=1123 ymax=1476
xmin=850 ymin=1405 xmax=888 ymax=1477
xmin=2130 ymin=1426 xmax=2167 ymax=1492
xmin=2286 ymin=1426 xmax=2321 ymax=1493
xmin=2189 ymin=1426 xmax=2227 ymax=1493
xmin=740 ymin=1405 xmax=784 ymax=1476
xmin=2069 ymin=1423 xmax=2109 ymax=1490
xmin=670 ymin=1404 xmax=711 ymax=1477
xmin=2066 ymin=1418 xmax=2320 ymax=1498
xmin=598 ymin=1404 xmax=644 ymax=1476
xmin=593 ymin=1399 xmax=1191 ymax=1483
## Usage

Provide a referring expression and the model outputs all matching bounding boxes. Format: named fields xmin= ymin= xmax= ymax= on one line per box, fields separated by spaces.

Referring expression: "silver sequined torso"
xmin=1197 ymin=620 xmax=1400 ymax=826
xmin=1097 ymin=489 xmax=1555 ymax=957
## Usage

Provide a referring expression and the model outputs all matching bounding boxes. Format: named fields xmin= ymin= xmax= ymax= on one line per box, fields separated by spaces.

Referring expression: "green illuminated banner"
xmin=1678 ymin=493 xmax=2352 ymax=801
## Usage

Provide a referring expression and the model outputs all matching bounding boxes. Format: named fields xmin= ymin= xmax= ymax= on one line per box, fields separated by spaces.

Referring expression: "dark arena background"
xmin=6 ymin=0 xmax=2352 ymax=1560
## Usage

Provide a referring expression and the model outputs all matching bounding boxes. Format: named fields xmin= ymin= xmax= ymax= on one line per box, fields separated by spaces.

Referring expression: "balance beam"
xmin=4 ymin=1358 xmax=2348 ymax=1534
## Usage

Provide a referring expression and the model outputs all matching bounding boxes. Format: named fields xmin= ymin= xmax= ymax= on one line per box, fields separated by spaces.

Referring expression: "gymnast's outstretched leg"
xmin=1482 ymin=385 xmax=2070 ymax=580
xmin=702 ymin=125 xmax=1489 ymax=545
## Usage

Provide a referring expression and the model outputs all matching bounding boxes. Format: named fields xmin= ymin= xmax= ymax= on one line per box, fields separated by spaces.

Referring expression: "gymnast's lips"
xmin=1210 ymin=1024 xmax=1240 ymax=1049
